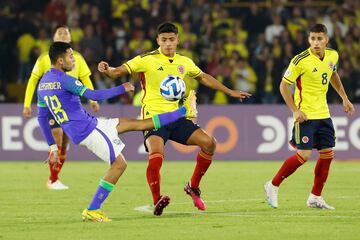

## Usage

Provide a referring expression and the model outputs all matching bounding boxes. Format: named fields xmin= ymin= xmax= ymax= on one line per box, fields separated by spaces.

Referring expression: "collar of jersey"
xmin=158 ymin=47 xmax=176 ymax=62
xmin=50 ymin=67 xmax=65 ymax=75
xmin=308 ymin=47 xmax=325 ymax=60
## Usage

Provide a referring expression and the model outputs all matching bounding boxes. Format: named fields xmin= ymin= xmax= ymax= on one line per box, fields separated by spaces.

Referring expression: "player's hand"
xmin=228 ymin=90 xmax=252 ymax=102
xmin=98 ymin=61 xmax=109 ymax=73
xmin=45 ymin=145 xmax=61 ymax=169
xmin=90 ymin=101 xmax=100 ymax=113
xmin=122 ymin=82 xmax=135 ymax=92
xmin=23 ymin=107 xmax=32 ymax=119
xmin=343 ymin=98 xmax=355 ymax=116
xmin=293 ymin=110 xmax=308 ymax=123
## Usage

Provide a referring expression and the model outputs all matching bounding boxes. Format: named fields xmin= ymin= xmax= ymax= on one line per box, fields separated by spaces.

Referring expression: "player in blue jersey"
xmin=37 ymin=42 xmax=191 ymax=222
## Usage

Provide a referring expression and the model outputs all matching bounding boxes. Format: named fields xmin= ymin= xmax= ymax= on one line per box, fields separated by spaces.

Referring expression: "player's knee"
xmin=201 ymin=136 xmax=216 ymax=154
xmin=298 ymin=152 xmax=311 ymax=161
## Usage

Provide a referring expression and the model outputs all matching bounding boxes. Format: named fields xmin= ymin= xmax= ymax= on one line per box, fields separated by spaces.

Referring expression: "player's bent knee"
xmin=201 ymin=136 xmax=216 ymax=154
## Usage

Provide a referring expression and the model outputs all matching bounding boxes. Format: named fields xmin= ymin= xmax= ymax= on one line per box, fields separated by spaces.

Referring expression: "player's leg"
xmin=184 ymin=127 xmax=216 ymax=211
xmin=265 ymin=121 xmax=314 ymax=208
xmin=82 ymin=153 xmax=127 ymax=222
xmin=307 ymin=118 xmax=336 ymax=209
xmin=116 ymin=107 xmax=186 ymax=134
xmin=80 ymin=118 xmax=127 ymax=222
xmin=145 ymin=135 xmax=170 ymax=216
xmin=47 ymin=116 xmax=69 ymax=190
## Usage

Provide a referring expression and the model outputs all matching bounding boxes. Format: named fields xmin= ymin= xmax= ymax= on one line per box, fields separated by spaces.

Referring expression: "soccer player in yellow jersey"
xmin=98 ymin=22 xmax=251 ymax=216
xmin=23 ymin=25 xmax=100 ymax=190
xmin=265 ymin=24 xmax=355 ymax=210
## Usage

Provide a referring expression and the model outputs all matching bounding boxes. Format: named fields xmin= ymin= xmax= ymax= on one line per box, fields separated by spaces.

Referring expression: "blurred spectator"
xmin=1 ymin=0 xmax=359 ymax=104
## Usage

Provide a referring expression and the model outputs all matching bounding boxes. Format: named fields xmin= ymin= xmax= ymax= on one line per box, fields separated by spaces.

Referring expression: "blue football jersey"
xmin=37 ymin=68 xmax=97 ymax=144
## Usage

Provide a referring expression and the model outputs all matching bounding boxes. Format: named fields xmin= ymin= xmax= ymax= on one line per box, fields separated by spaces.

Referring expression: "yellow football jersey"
xmin=24 ymin=51 xmax=93 ymax=107
xmin=283 ymin=48 xmax=339 ymax=119
xmin=124 ymin=48 xmax=202 ymax=119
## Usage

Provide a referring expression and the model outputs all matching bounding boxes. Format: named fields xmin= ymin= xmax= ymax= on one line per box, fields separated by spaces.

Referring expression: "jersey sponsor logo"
xmin=329 ymin=62 xmax=334 ymax=71
xmin=178 ymin=65 xmax=185 ymax=74
xmin=312 ymin=68 xmax=318 ymax=72
xmin=113 ymin=139 xmax=122 ymax=145
xmin=157 ymin=66 xmax=164 ymax=71
xmin=284 ymin=69 xmax=291 ymax=77
xmin=302 ymin=136 xmax=309 ymax=143
xmin=75 ymin=80 xmax=83 ymax=86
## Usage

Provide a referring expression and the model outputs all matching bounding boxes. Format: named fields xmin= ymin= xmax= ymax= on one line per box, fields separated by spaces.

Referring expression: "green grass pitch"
xmin=1 ymin=160 xmax=360 ymax=240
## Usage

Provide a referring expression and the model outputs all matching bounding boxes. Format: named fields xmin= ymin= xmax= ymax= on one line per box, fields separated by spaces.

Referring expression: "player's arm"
xmin=82 ymin=82 xmax=134 ymax=100
xmin=98 ymin=62 xmax=129 ymax=79
xmin=195 ymin=72 xmax=251 ymax=101
xmin=37 ymin=104 xmax=60 ymax=166
xmin=64 ymin=76 xmax=134 ymax=101
xmin=280 ymin=80 xmax=308 ymax=122
xmin=330 ymin=72 xmax=355 ymax=116
xmin=77 ymin=54 xmax=100 ymax=112
xmin=79 ymin=74 xmax=100 ymax=112
xmin=23 ymin=73 xmax=42 ymax=118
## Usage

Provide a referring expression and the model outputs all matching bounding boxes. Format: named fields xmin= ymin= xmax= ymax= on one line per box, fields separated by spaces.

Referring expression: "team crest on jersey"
xmin=328 ymin=62 xmax=334 ymax=70
xmin=178 ymin=65 xmax=185 ymax=74
xmin=75 ymin=80 xmax=83 ymax=86
xmin=284 ymin=69 xmax=291 ymax=77
xmin=302 ymin=136 xmax=309 ymax=143
xmin=49 ymin=119 xmax=56 ymax=126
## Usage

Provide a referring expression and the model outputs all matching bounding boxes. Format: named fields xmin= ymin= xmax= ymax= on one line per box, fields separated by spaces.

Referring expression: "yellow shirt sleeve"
xmin=282 ymin=60 xmax=302 ymax=84
xmin=185 ymin=58 xmax=202 ymax=78
xmin=125 ymin=55 xmax=146 ymax=74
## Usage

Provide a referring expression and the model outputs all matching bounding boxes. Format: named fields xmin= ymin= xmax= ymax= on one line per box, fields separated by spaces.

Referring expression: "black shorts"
xmin=47 ymin=113 xmax=60 ymax=129
xmin=144 ymin=117 xmax=200 ymax=152
xmin=289 ymin=118 xmax=336 ymax=150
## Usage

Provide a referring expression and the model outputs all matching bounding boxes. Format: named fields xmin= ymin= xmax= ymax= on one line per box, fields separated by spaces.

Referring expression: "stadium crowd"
xmin=0 ymin=0 xmax=359 ymax=104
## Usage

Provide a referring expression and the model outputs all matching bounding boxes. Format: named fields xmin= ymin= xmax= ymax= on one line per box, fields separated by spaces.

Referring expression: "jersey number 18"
xmin=44 ymin=95 xmax=69 ymax=124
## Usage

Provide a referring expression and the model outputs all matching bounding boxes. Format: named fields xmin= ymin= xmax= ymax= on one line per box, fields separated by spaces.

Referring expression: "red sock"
xmin=48 ymin=146 xmax=67 ymax=183
xmin=146 ymin=153 xmax=163 ymax=205
xmin=272 ymin=153 xmax=306 ymax=186
xmin=312 ymin=150 xmax=334 ymax=196
xmin=190 ymin=150 xmax=212 ymax=188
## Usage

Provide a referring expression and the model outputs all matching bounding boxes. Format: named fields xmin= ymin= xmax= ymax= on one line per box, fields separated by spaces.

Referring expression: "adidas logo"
xmin=157 ymin=66 xmax=164 ymax=71
xmin=312 ymin=68 xmax=317 ymax=72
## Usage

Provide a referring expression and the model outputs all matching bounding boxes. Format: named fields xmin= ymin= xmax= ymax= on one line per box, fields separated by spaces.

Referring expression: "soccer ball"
xmin=160 ymin=75 xmax=186 ymax=101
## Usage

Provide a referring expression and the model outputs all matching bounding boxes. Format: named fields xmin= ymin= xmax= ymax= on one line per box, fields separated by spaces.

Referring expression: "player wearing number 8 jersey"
xmin=264 ymin=24 xmax=355 ymax=210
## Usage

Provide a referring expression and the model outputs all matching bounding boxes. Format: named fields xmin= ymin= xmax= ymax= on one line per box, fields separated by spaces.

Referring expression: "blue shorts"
xmin=144 ymin=117 xmax=200 ymax=152
xmin=47 ymin=113 xmax=60 ymax=129
xmin=289 ymin=118 xmax=336 ymax=150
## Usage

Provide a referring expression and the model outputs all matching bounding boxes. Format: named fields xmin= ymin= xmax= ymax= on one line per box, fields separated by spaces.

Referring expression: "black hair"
xmin=309 ymin=24 xmax=328 ymax=34
xmin=157 ymin=22 xmax=178 ymax=35
xmin=53 ymin=24 xmax=70 ymax=36
xmin=49 ymin=42 xmax=72 ymax=64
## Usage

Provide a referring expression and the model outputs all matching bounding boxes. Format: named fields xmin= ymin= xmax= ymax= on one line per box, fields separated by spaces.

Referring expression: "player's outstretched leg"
xmin=82 ymin=154 xmax=127 ymax=222
xmin=116 ymin=107 xmax=187 ymax=134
